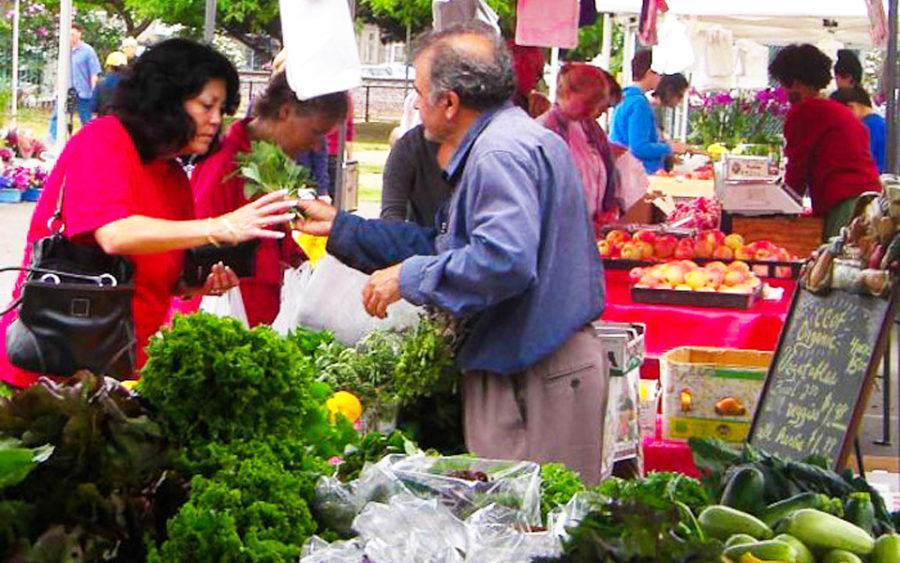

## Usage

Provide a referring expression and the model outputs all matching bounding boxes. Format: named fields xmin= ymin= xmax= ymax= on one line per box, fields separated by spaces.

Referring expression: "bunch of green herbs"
xmin=233 ymin=140 xmax=316 ymax=200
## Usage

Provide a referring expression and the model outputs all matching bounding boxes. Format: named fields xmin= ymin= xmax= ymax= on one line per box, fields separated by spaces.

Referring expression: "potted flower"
xmin=21 ymin=166 xmax=48 ymax=201
xmin=0 ymin=168 xmax=22 ymax=203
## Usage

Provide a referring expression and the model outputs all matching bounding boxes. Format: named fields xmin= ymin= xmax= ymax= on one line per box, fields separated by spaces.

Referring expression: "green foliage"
xmin=540 ymin=463 xmax=586 ymax=521
xmin=0 ymin=439 xmax=53 ymax=489
xmin=233 ymin=140 xmax=317 ymax=200
xmin=140 ymin=313 xmax=319 ymax=448
xmin=563 ymin=16 xmax=624 ymax=72
xmin=0 ymin=374 xmax=182 ymax=560
xmin=594 ymin=472 xmax=711 ymax=516
xmin=150 ymin=454 xmax=317 ymax=563
xmin=392 ymin=314 xmax=458 ymax=404
xmin=336 ymin=430 xmax=417 ymax=482
xmin=554 ymin=499 xmax=724 ymax=562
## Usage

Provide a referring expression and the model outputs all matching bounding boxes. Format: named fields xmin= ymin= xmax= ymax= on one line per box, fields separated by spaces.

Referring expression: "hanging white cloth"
xmin=279 ymin=0 xmax=361 ymax=100
xmin=652 ymin=14 xmax=694 ymax=75
xmin=734 ymin=39 xmax=770 ymax=90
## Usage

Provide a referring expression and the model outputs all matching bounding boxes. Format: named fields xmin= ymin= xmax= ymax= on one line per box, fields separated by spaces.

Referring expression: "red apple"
xmin=713 ymin=245 xmax=734 ymax=260
xmin=606 ymin=229 xmax=631 ymax=245
xmin=629 ymin=267 xmax=645 ymax=284
xmin=620 ymin=242 xmax=642 ymax=260
xmin=653 ymin=235 xmax=677 ymax=259
xmin=635 ymin=241 xmax=654 ymax=260
xmin=673 ymin=239 xmax=695 ymax=260
xmin=723 ymin=270 xmax=747 ymax=286
xmin=633 ymin=229 xmax=657 ymax=244
xmin=724 ymin=233 xmax=744 ymax=251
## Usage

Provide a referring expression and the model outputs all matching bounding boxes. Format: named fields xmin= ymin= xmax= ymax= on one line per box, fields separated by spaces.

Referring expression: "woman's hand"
xmin=179 ymin=262 xmax=239 ymax=298
xmin=214 ymin=189 xmax=297 ymax=244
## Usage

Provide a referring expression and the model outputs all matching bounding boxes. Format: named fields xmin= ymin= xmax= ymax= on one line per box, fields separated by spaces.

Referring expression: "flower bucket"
xmin=0 ymin=188 xmax=22 ymax=203
xmin=21 ymin=187 xmax=42 ymax=202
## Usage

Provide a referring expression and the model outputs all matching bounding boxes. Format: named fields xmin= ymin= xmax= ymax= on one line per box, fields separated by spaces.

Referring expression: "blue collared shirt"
xmin=610 ymin=85 xmax=671 ymax=174
xmin=71 ymin=42 xmax=101 ymax=99
xmin=327 ymin=103 xmax=605 ymax=375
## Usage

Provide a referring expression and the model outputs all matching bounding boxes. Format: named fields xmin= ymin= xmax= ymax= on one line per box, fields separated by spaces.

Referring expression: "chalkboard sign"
xmin=749 ymin=287 xmax=896 ymax=470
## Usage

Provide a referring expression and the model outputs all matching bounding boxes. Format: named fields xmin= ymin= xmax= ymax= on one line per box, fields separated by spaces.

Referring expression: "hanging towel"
xmin=638 ymin=0 xmax=668 ymax=47
xmin=515 ymin=0 xmax=579 ymax=49
xmin=280 ymin=0 xmax=360 ymax=100
xmin=865 ymin=0 xmax=888 ymax=48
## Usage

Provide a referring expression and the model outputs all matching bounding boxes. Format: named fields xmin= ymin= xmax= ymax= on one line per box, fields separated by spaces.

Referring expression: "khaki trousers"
xmin=463 ymin=326 xmax=608 ymax=485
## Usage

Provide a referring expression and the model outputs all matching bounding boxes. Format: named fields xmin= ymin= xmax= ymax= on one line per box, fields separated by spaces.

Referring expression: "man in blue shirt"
xmin=49 ymin=24 xmax=102 ymax=141
xmin=610 ymin=50 xmax=685 ymax=174
xmin=295 ymin=24 xmax=609 ymax=484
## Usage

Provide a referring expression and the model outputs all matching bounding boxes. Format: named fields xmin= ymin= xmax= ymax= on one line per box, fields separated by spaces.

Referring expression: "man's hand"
xmin=294 ymin=199 xmax=338 ymax=236
xmin=669 ymin=140 xmax=688 ymax=155
xmin=362 ymin=263 xmax=403 ymax=319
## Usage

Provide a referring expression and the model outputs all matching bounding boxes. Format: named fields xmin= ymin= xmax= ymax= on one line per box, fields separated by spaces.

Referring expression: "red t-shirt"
xmin=177 ymin=118 xmax=294 ymax=327
xmin=0 ymin=116 xmax=194 ymax=387
xmin=326 ymin=98 xmax=354 ymax=156
xmin=784 ymin=98 xmax=881 ymax=216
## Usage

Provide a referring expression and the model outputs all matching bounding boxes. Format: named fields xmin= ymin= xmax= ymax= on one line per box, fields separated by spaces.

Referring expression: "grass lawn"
xmin=6 ymin=109 xmax=395 ymax=204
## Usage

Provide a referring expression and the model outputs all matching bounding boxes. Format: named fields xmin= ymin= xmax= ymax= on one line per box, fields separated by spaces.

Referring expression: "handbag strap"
xmin=48 ymin=177 xmax=66 ymax=234
xmin=0 ymin=266 xmax=123 ymax=317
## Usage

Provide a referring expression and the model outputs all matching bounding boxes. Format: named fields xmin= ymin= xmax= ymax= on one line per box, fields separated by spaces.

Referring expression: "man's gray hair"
xmin=415 ymin=23 xmax=516 ymax=110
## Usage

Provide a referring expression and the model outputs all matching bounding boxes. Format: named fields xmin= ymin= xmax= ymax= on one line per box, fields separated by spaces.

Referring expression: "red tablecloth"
xmin=601 ymin=269 xmax=797 ymax=379
xmin=599 ymin=269 xmax=797 ymax=475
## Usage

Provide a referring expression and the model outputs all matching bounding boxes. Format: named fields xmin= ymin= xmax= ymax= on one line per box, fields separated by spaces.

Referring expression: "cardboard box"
xmin=661 ymin=347 xmax=772 ymax=443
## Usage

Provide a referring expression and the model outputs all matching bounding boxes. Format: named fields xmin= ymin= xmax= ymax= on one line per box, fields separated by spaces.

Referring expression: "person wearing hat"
xmin=91 ymin=51 xmax=128 ymax=115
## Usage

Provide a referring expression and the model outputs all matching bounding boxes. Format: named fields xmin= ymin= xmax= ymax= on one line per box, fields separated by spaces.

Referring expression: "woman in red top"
xmin=186 ymin=72 xmax=348 ymax=326
xmin=0 ymin=39 xmax=296 ymax=388
xmin=768 ymin=44 xmax=881 ymax=240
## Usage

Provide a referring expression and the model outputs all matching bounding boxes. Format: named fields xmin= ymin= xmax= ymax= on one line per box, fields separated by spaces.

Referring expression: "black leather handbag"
xmin=3 ymin=180 xmax=137 ymax=379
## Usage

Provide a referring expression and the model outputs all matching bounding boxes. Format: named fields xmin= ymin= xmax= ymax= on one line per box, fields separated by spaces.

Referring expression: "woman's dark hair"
xmin=253 ymin=71 xmax=349 ymax=123
xmin=830 ymin=85 xmax=873 ymax=108
xmin=768 ymin=44 xmax=833 ymax=91
xmin=111 ymin=38 xmax=240 ymax=162
xmin=653 ymin=73 xmax=689 ymax=105
xmin=632 ymin=50 xmax=653 ymax=81
xmin=602 ymin=68 xmax=623 ymax=106
xmin=834 ymin=49 xmax=863 ymax=85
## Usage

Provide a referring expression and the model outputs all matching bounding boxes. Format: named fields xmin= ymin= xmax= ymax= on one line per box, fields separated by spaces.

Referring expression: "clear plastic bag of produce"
xmin=300 ymin=535 xmax=366 ymax=562
xmin=547 ymin=491 xmax=608 ymax=540
xmin=313 ymin=459 xmax=412 ymax=537
xmin=464 ymin=503 xmax=562 ymax=562
xmin=353 ymin=493 xmax=468 ymax=562
xmin=377 ymin=454 xmax=542 ymax=526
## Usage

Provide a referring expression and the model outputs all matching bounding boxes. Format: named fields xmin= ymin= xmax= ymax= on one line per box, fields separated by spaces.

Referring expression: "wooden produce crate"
xmin=661 ymin=347 xmax=773 ymax=443
xmin=729 ymin=214 xmax=823 ymax=259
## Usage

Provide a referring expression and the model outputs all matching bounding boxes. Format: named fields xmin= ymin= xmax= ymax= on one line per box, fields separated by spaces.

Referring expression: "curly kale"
xmin=140 ymin=313 xmax=319 ymax=448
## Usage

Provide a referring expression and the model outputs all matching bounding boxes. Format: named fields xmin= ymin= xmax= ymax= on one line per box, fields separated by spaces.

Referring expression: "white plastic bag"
xmin=271 ymin=262 xmax=314 ymax=336
xmin=199 ymin=286 xmax=249 ymax=328
xmin=280 ymin=0 xmax=361 ymax=100
xmin=615 ymin=150 xmax=650 ymax=211
xmin=293 ymin=255 xmax=422 ymax=346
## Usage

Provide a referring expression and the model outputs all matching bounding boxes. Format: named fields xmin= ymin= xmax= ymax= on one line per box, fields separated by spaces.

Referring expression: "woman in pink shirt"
xmin=0 ymin=39 xmax=294 ymax=388
xmin=538 ymin=63 xmax=621 ymax=238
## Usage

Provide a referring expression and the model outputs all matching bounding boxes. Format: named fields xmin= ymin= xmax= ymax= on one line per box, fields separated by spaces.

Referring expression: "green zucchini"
xmin=844 ymin=492 xmax=876 ymax=537
xmin=774 ymin=534 xmax=814 ymax=563
xmin=698 ymin=505 xmax=773 ymax=541
xmin=721 ymin=466 xmax=767 ymax=515
xmin=822 ymin=549 xmax=863 ymax=563
xmin=726 ymin=534 xmax=758 ymax=548
xmin=760 ymin=492 xmax=832 ymax=528
xmin=873 ymin=533 xmax=900 ymax=563
xmin=723 ymin=540 xmax=796 ymax=562
xmin=783 ymin=509 xmax=875 ymax=555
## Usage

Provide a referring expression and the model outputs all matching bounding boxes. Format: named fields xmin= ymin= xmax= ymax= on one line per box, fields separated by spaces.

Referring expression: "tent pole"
xmin=55 ymin=0 xmax=72 ymax=152
xmin=600 ymin=13 xmax=612 ymax=69
xmin=335 ymin=0 xmax=356 ymax=210
xmin=10 ymin=0 xmax=20 ymax=127
xmin=549 ymin=47 xmax=560 ymax=103
xmin=886 ymin=0 xmax=899 ymax=174
xmin=623 ymin=19 xmax=636 ymax=85
xmin=203 ymin=0 xmax=217 ymax=43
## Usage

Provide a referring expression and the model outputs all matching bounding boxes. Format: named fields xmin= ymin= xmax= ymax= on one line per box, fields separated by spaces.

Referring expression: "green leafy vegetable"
xmin=540 ymin=463 xmax=586 ymax=522
xmin=0 ymin=374 xmax=181 ymax=561
xmin=233 ymin=140 xmax=316 ymax=200
xmin=594 ymin=472 xmax=711 ymax=515
xmin=0 ymin=439 xmax=53 ymax=489
xmin=336 ymin=430 xmax=417 ymax=482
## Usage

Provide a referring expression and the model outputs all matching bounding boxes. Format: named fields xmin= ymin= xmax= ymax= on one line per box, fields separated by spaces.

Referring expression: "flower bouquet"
xmin=688 ymin=87 xmax=788 ymax=160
